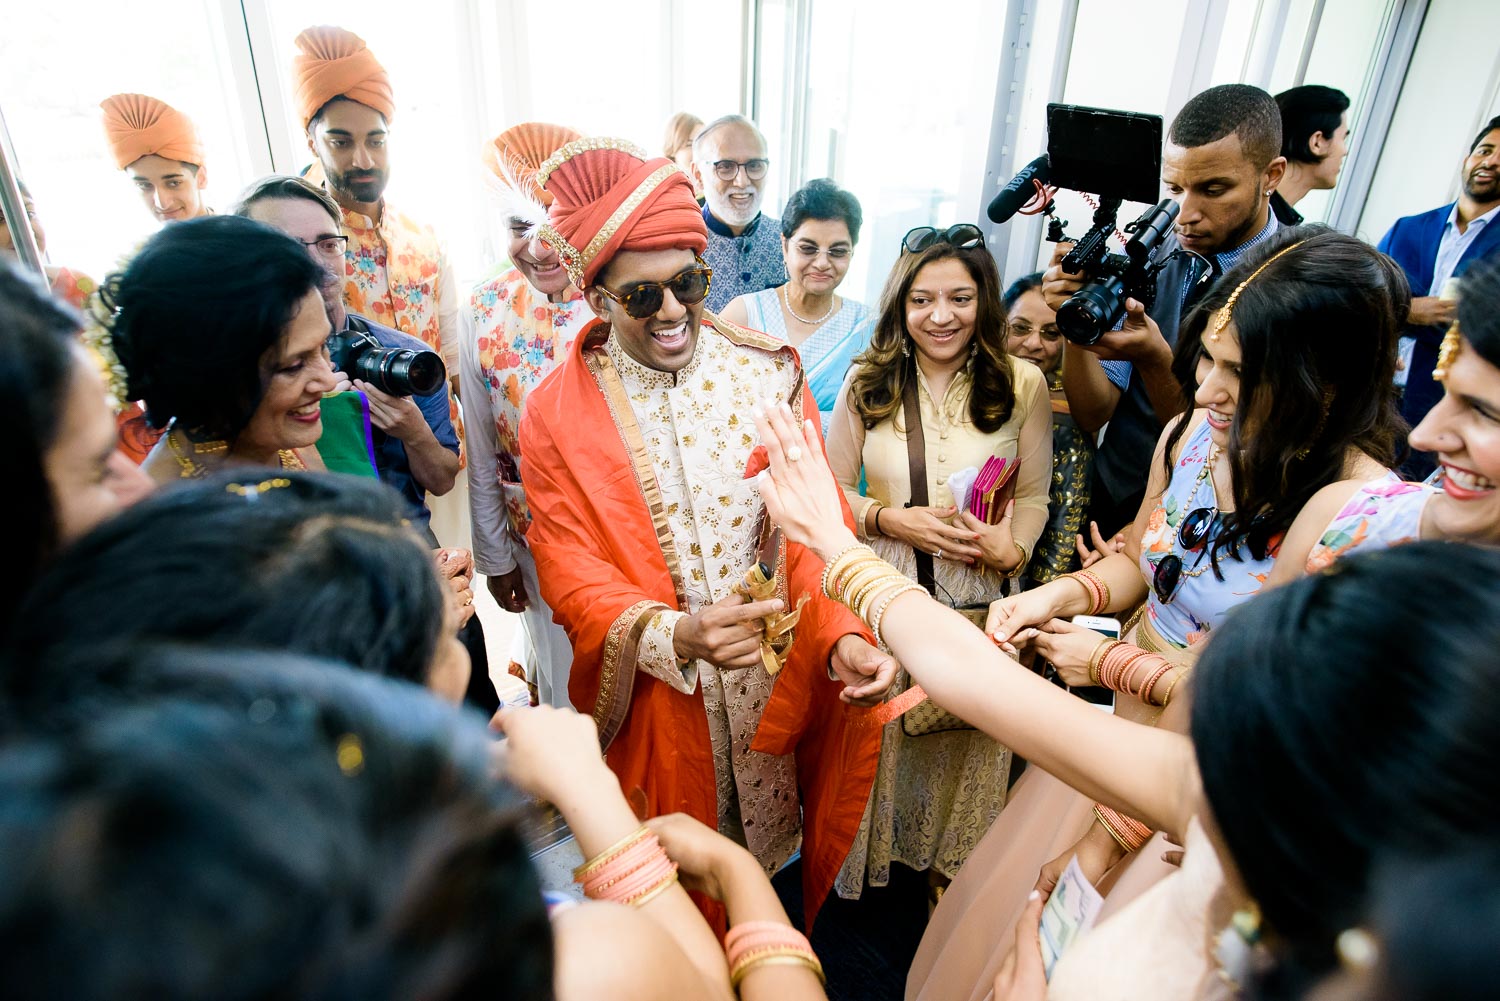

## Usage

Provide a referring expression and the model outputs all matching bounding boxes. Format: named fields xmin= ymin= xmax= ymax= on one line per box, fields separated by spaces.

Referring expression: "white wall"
xmin=1356 ymin=0 xmax=1500 ymax=244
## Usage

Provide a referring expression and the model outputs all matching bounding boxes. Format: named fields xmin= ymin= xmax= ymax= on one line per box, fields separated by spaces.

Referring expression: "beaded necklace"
xmin=1173 ymin=443 xmax=1223 ymax=583
xmin=782 ymin=284 xmax=836 ymax=325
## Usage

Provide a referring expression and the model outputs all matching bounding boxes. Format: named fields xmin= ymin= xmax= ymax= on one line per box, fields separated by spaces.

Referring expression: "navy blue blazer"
xmin=1378 ymin=202 xmax=1500 ymax=431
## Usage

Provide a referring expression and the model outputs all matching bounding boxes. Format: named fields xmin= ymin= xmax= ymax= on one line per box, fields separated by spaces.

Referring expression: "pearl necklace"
xmin=782 ymin=284 xmax=836 ymax=325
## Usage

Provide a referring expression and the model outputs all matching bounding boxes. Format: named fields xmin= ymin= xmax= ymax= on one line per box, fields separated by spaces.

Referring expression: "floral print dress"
xmin=1304 ymin=478 xmax=1434 ymax=572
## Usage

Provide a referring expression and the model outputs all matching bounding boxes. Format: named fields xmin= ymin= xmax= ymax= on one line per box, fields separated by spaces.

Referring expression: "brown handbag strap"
xmin=901 ymin=376 xmax=936 ymax=595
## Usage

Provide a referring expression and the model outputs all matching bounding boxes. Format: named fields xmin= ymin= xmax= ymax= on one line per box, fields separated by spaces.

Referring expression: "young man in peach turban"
xmin=520 ymin=138 xmax=894 ymax=930
xmin=291 ymin=25 xmax=458 ymax=376
xmin=99 ymin=94 xmax=211 ymax=224
xmin=460 ymin=122 xmax=592 ymax=710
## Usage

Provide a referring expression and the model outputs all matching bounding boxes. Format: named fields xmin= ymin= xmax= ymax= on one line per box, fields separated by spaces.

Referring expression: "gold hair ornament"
xmin=1433 ymin=321 xmax=1462 ymax=382
xmin=1210 ymin=239 xmax=1307 ymax=341
xmin=225 ymin=478 xmax=293 ymax=501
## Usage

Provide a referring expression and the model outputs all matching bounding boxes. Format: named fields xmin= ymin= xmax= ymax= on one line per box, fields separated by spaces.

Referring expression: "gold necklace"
xmin=166 ymin=427 xmax=304 ymax=478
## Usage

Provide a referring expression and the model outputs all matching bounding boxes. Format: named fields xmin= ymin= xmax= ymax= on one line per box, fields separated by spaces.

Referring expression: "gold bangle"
xmin=1092 ymin=806 xmax=1135 ymax=853
xmin=627 ymin=870 xmax=680 ymax=908
xmin=856 ymin=578 xmax=913 ymax=625
xmin=845 ymin=568 xmax=903 ymax=617
xmin=1087 ymin=638 xmax=1119 ymax=686
xmin=1005 ymin=541 xmax=1029 ymax=579
xmin=572 ymin=826 xmax=649 ymax=881
xmin=820 ymin=542 xmax=869 ymax=597
xmin=1160 ymin=670 xmax=1183 ymax=707
xmin=871 ymin=582 xmax=926 ymax=647
xmin=830 ymin=556 xmax=888 ymax=604
xmin=730 ymin=951 xmax=826 ymax=989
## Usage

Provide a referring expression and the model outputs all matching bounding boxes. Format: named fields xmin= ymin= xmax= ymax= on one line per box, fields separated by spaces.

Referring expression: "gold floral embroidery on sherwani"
xmin=599 ymin=320 xmax=805 ymax=872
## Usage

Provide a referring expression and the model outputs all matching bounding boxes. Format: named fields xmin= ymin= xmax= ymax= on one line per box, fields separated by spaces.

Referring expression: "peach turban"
xmin=292 ymin=26 xmax=395 ymax=130
xmin=482 ymin=122 xmax=582 ymax=228
xmin=99 ymin=94 xmax=205 ymax=170
xmin=537 ymin=138 xmax=707 ymax=288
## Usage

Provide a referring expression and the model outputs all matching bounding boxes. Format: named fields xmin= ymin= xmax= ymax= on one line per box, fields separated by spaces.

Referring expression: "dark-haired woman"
xmin=823 ymin=226 xmax=1052 ymax=898
xmin=1272 ymin=251 xmax=1500 ymax=578
xmin=5 ymin=471 xmax=469 ymax=704
xmin=5 ymin=260 xmax=153 ymax=633
xmin=720 ymin=179 xmax=872 ymax=424
xmin=753 ymin=394 xmax=1500 ymax=1000
xmin=905 ymin=227 xmax=1408 ymax=999
xmin=105 ymin=215 xmax=337 ymax=483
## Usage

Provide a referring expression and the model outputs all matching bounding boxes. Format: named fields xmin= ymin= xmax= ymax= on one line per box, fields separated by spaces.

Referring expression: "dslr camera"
xmin=991 ymin=104 xmax=1182 ymax=346
xmin=327 ymin=317 xmax=446 ymax=398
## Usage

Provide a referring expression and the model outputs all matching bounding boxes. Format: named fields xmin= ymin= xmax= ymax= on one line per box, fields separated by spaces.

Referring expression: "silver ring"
xmin=936 ymin=548 xmax=944 ymax=560
xmin=786 ymin=445 xmax=803 ymax=462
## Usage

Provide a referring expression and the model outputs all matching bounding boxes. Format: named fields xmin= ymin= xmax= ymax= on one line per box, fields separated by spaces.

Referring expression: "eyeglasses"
xmin=1150 ymin=506 xmax=1220 ymax=604
xmin=296 ymin=235 xmax=349 ymax=256
xmin=710 ymin=158 xmax=770 ymax=181
xmin=902 ymin=224 xmax=985 ymax=254
xmin=594 ymin=261 xmax=714 ymax=319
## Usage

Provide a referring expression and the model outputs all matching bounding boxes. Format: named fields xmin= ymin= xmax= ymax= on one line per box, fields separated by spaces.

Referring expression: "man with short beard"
xmin=290 ymin=26 xmax=459 ymax=378
xmin=1044 ymin=84 xmax=1286 ymax=534
xmin=1379 ymin=116 xmax=1500 ymax=462
xmin=460 ymin=123 xmax=593 ymax=708
xmin=693 ymin=115 xmax=787 ymax=311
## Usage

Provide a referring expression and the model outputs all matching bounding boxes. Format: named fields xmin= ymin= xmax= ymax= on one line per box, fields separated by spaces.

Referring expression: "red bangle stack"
xmin=573 ymin=828 xmax=680 ymax=906
xmin=725 ymin=920 xmax=825 ymax=988
xmin=1095 ymin=805 xmax=1153 ymax=852
xmin=1096 ymin=643 xmax=1175 ymax=706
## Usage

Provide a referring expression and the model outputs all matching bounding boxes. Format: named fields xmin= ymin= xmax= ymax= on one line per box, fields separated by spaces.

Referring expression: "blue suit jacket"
xmin=1378 ymin=203 xmax=1500 ymax=432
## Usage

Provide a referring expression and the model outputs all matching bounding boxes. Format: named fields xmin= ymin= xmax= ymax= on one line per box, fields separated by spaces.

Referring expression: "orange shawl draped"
xmin=520 ymin=316 xmax=878 ymax=930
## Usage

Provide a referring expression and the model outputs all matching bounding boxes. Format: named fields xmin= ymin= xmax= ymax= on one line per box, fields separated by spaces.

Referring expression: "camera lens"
xmin=1057 ymin=274 xmax=1127 ymax=345
xmin=382 ymin=350 xmax=446 ymax=397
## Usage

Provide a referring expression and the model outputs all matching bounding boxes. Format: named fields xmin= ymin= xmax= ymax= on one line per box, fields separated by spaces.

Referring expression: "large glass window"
xmin=776 ymin=0 xmax=1006 ymax=307
xmin=0 ymin=4 xmax=261 ymax=280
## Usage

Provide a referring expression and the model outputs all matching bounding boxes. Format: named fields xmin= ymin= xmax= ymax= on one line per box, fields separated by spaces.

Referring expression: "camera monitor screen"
xmin=1045 ymin=104 xmax=1163 ymax=205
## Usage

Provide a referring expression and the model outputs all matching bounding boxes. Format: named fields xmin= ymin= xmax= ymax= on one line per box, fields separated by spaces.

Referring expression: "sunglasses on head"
xmin=594 ymin=260 xmax=713 ymax=319
xmin=901 ymin=224 xmax=985 ymax=254
xmin=1150 ymin=506 xmax=1220 ymax=604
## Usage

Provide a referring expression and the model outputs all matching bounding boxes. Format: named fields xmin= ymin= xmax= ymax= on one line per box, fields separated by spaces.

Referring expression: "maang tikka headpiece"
xmin=1210 ymin=239 xmax=1306 ymax=341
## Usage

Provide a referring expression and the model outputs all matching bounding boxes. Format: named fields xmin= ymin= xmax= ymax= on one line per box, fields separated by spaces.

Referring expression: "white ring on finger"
xmin=936 ymin=548 xmax=944 ymax=560
xmin=787 ymin=445 xmax=803 ymax=462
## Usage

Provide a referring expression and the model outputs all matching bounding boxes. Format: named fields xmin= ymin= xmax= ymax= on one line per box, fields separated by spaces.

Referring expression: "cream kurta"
xmin=605 ymin=327 xmax=803 ymax=873
xmin=827 ymin=356 xmax=1053 ymax=894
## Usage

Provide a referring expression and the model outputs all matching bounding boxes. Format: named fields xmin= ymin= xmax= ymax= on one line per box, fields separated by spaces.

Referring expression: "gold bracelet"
xmin=1087 ymin=638 xmax=1119 ymax=686
xmin=627 ymin=870 xmax=680 ymax=908
xmin=1005 ymin=541 xmax=1029 ymax=579
xmin=820 ymin=542 xmax=869 ymax=597
xmin=844 ymin=566 xmax=903 ymax=616
xmin=829 ymin=555 xmax=888 ymax=604
xmin=871 ymin=582 xmax=926 ymax=648
xmin=730 ymin=950 xmax=827 ymax=989
xmin=571 ymin=826 xmax=649 ymax=881
xmin=1092 ymin=806 xmax=1135 ymax=853
xmin=1160 ymin=670 xmax=1183 ymax=707
xmin=853 ymin=575 xmax=913 ymax=624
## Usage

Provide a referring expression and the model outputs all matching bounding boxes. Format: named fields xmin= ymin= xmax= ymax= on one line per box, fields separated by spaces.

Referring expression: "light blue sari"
xmin=741 ymin=287 xmax=873 ymax=430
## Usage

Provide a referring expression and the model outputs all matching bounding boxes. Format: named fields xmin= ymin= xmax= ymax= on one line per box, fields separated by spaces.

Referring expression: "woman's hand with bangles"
xmin=1014 ymin=618 xmax=1114 ymax=688
xmin=986 ymin=579 xmax=1079 ymax=645
xmin=751 ymin=399 xmax=856 ymax=561
xmin=491 ymin=705 xmax=619 ymax=815
xmin=644 ymin=812 xmax=756 ymax=902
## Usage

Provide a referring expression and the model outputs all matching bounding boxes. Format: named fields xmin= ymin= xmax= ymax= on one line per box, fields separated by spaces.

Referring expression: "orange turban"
xmin=482 ymin=122 xmax=582 ymax=228
xmin=537 ymin=138 xmax=707 ymax=288
xmin=292 ymin=26 xmax=395 ymax=130
xmin=99 ymin=94 xmax=205 ymax=170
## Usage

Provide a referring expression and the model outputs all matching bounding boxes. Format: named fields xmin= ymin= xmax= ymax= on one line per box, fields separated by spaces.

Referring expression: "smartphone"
xmin=1069 ymin=614 xmax=1121 ymax=712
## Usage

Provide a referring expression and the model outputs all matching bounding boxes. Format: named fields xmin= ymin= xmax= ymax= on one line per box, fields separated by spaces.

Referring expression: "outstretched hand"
xmin=751 ymin=399 xmax=856 ymax=562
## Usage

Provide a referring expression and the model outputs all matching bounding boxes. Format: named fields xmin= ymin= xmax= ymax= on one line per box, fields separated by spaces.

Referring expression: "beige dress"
xmin=827 ymin=357 xmax=1053 ymax=895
